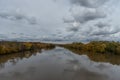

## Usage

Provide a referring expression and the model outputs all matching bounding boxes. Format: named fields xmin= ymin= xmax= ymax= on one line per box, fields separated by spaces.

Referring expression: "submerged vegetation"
xmin=0 ymin=41 xmax=55 ymax=55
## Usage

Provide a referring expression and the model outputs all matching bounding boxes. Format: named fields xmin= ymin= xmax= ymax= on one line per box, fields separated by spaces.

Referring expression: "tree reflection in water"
xmin=0 ymin=47 xmax=120 ymax=80
xmin=0 ymin=47 xmax=55 ymax=69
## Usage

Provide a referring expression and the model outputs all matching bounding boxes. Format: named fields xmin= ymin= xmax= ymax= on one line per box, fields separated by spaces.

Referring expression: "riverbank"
xmin=0 ymin=41 xmax=120 ymax=64
xmin=1 ymin=41 xmax=120 ymax=56
xmin=59 ymin=41 xmax=120 ymax=64
xmin=60 ymin=41 xmax=120 ymax=55
xmin=0 ymin=41 xmax=55 ymax=55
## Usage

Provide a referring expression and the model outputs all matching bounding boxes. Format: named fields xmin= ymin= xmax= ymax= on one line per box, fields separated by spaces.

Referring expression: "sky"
xmin=0 ymin=0 xmax=120 ymax=42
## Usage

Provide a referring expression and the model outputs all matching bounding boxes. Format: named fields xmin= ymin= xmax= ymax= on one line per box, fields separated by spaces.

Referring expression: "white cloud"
xmin=0 ymin=0 xmax=120 ymax=42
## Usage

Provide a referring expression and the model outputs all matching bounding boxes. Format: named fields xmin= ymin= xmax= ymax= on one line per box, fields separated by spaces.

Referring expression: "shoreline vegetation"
xmin=59 ymin=41 xmax=120 ymax=64
xmin=0 ymin=41 xmax=120 ymax=64
xmin=0 ymin=41 xmax=55 ymax=55
xmin=1 ymin=41 xmax=120 ymax=55
xmin=60 ymin=41 xmax=120 ymax=55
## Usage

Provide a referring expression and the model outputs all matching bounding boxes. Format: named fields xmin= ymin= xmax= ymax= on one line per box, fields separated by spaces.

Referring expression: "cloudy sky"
xmin=0 ymin=0 xmax=120 ymax=42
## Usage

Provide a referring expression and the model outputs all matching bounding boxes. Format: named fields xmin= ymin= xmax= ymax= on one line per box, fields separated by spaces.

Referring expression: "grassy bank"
xmin=0 ymin=41 xmax=120 ymax=64
xmin=0 ymin=41 xmax=55 ymax=55
xmin=60 ymin=41 xmax=120 ymax=55
xmin=59 ymin=41 xmax=120 ymax=64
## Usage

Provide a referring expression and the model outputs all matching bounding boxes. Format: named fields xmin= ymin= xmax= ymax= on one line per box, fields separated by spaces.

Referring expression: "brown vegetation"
xmin=0 ymin=41 xmax=55 ymax=55
xmin=60 ymin=41 xmax=120 ymax=64
xmin=60 ymin=41 xmax=120 ymax=55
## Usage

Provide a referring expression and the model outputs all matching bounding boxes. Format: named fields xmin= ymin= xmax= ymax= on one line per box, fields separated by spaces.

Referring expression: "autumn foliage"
xmin=61 ymin=41 xmax=120 ymax=55
xmin=0 ymin=41 xmax=55 ymax=55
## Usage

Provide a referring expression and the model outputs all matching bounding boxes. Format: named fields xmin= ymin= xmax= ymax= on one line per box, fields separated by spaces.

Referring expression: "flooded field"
xmin=0 ymin=47 xmax=120 ymax=80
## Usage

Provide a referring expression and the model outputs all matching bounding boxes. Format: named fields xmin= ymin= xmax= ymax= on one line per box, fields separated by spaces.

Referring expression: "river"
xmin=0 ymin=47 xmax=120 ymax=80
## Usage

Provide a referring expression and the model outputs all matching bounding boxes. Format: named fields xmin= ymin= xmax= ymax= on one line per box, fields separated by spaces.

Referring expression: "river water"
xmin=0 ymin=47 xmax=120 ymax=80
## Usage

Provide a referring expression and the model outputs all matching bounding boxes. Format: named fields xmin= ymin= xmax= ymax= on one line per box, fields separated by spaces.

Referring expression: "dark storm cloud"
xmin=72 ymin=10 xmax=106 ymax=23
xmin=0 ymin=12 xmax=37 ymax=25
xmin=70 ymin=0 xmax=109 ymax=8
xmin=95 ymin=22 xmax=110 ymax=28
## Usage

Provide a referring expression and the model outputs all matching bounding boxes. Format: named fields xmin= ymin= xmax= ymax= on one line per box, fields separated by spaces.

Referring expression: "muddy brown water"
xmin=0 ymin=47 xmax=120 ymax=80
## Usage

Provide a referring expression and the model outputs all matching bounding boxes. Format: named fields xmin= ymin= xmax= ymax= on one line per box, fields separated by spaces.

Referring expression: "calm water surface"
xmin=0 ymin=47 xmax=120 ymax=80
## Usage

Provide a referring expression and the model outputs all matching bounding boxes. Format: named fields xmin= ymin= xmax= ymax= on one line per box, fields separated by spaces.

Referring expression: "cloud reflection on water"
xmin=0 ymin=47 xmax=120 ymax=80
